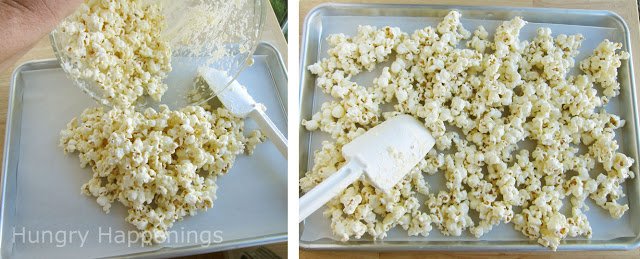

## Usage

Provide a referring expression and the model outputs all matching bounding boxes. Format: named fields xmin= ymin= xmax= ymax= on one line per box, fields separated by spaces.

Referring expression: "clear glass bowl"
xmin=50 ymin=0 xmax=265 ymax=109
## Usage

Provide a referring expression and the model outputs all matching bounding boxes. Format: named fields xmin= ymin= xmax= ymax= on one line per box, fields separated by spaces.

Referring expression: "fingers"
xmin=1 ymin=0 xmax=83 ymax=20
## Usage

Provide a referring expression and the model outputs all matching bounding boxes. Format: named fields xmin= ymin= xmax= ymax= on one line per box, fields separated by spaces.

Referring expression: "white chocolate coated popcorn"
xmin=58 ymin=0 xmax=172 ymax=107
xmin=61 ymin=105 xmax=262 ymax=243
xmin=301 ymin=10 xmax=633 ymax=250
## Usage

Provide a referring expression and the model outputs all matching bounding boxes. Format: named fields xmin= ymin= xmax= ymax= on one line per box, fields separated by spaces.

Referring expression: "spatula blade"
xmin=198 ymin=67 xmax=257 ymax=117
xmin=342 ymin=115 xmax=435 ymax=193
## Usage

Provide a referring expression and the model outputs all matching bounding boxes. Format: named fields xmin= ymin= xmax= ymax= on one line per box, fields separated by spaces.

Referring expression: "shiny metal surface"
xmin=2 ymin=42 xmax=287 ymax=258
xmin=298 ymin=3 xmax=640 ymax=251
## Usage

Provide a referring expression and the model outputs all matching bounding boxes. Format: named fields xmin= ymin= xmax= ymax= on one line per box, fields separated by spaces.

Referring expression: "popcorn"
xmin=580 ymin=40 xmax=630 ymax=102
xmin=58 ymin=0 xmax=172 ymax=107
xmin=60 ymin=105 xmax=263 ymax=243
xmin=467 ymin=26 xmax=491 ymax=53
xmin=493 ymin=16 xmax=526 ymax=58
xmin=302 ymin=10 xmax=633 ymax=250
xmin=245 ymin=130 xmax=266 ymax=155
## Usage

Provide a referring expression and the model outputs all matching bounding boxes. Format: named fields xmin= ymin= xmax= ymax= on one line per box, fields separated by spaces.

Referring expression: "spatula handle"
xmin=299 ymin=161 xmax=363 ymax=222
xmin=249 ymin=108 xmax=288 ymax=157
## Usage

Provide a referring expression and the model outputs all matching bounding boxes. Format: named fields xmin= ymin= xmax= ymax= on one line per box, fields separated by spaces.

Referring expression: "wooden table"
xmin=0 ymin=2 xmax=287 ymax=259
xmin=299 ymin=0 xmax=640 ymax=258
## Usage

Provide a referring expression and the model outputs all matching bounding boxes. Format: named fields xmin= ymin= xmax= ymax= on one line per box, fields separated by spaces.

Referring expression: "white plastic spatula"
xmin=299 ymin=115 xmax=435 ymax=222
xmin=199 ymin=67 xmax=288 ymax=157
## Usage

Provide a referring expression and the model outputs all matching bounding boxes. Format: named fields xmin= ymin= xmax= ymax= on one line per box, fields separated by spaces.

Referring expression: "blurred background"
xmin=272 ymin=0 xmax=288 ymax=39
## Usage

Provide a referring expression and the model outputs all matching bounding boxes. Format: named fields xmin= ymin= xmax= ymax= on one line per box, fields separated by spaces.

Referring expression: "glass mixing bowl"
xmin=50 ymin=0 xmax=265 ymax=109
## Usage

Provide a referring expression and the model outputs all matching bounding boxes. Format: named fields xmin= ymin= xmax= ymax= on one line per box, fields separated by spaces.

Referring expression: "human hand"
xmin=0 ymin=0 xmax=84 ymax=71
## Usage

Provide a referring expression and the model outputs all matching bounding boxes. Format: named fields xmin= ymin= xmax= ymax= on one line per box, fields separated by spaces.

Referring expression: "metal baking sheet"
xmin=299 ymin=4 xmax=640 ymax=251
xmin=1 ymin=42 xmax=287 ymax=258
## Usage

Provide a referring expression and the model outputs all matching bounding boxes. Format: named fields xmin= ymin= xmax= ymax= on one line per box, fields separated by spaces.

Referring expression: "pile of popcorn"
xmin=58 ymin=0 xmax=265 ymax=244
xmin=58 ymin=0 xmax=172 ymax=107
xmin=301 ymin=10 xmax=633 ymax=250
xmin=61 ymin=105 xmax=264 ymax=243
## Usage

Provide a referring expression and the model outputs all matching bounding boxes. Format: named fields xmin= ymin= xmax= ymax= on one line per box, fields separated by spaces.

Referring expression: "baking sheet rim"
xmin=297 ymin=3 xmax=640 ymax=251
xmin=1 ymin=42 xmax=288 ymax=258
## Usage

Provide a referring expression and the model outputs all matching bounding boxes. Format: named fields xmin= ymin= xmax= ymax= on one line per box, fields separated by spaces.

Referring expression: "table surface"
xmin=299 ymin=0 xmax=640 ymax=258
xmin=0 ymin=2 xmax=287 ymax=259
